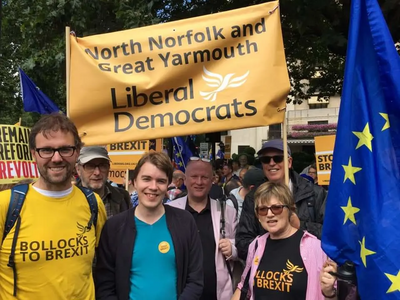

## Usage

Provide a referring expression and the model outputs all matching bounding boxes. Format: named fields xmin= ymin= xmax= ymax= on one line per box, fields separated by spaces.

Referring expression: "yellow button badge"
xmin=158 ymin=241 xmax=170 ymax=254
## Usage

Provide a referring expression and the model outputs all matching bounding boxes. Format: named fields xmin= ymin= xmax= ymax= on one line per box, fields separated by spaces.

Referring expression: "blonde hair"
xmin=254 ymin=182 xmax=295 ymax=215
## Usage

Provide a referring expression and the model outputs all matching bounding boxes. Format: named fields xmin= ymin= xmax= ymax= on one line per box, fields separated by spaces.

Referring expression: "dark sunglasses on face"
xmin=256 ymin=204 xmax=289 ymax=216
xmin=259 ymin=155 xmax=285 ymax=164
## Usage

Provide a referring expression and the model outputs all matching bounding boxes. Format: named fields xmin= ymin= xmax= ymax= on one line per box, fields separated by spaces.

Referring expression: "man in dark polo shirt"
xmin=168 ymin=158 xmax=238 ymax=300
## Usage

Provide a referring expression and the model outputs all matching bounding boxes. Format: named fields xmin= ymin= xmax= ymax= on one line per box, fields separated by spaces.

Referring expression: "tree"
xmin=0 ymin=0 xmax=158 ymax=125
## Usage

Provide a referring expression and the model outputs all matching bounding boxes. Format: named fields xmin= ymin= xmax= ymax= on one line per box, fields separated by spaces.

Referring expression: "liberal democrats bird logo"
xmin=76 ymin=222 xmax=91 ymax=238
xmin=283 ymin=260 xmax=304 ymax=275
xmin=199 ymin=66 xmax=250 ymax=102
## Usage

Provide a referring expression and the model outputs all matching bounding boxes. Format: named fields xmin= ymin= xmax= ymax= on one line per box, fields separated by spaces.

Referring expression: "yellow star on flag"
xmin=359 ymin=237 xmax=376 ymax=267
xmin=341 ymin=197 xmax=360 ymax=225
xmin=352 ymin=123 xmax=374 ymax=151
xmin=380 ymin=113 xmax=390 ymax=131
xmin=343 ymin=157 xmax=362 ymax=184
xmin=385 ymin=270 xmax=400 ymax=293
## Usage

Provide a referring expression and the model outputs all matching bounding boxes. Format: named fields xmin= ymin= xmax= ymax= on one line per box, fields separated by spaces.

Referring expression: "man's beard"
xmin=37 ymin=162 xmax=72 ymax=187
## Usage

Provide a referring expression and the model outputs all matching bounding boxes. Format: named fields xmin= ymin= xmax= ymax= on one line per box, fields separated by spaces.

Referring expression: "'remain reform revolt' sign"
xmin=69 ymin=1 xmax=290 ymax=145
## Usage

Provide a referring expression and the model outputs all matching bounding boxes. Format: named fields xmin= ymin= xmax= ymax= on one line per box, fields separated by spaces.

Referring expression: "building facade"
xmin=226 ymin=96 xmax=340 ymax=155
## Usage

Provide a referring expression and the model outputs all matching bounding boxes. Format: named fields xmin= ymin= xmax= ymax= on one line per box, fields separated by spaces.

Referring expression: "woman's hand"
xmin=320 ymin=260 xmax=337 ymax=298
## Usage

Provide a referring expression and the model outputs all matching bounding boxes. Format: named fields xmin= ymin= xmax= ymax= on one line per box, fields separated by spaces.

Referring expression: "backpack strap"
xmin=3 ymin=184 xmax=29 ymax=297
xmin=227 ymin=194 xmax=239 ymax=215
xmin=4 ymin=184 xmax=29 ymax=241
xmin=76 ymin=186 xmax=98 ymax=230
xmin=240 ymin=238 xmax=259 ymax=300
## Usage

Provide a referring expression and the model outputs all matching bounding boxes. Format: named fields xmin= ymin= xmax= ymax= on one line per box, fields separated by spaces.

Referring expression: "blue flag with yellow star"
xmin=321 ymin=0 xmax=400 ymax=298
xmin=172 ymin=137 xmax=193 ymax=172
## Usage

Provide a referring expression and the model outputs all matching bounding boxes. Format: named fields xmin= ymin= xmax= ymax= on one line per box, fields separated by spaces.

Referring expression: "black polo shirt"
xmin=186 ymin=198 xmax=217 ymax=300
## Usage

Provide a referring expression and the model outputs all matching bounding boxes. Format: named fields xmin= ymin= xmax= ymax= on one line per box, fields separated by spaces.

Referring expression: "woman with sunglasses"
xmin=232 ymin=182 xmax=327 ymax=300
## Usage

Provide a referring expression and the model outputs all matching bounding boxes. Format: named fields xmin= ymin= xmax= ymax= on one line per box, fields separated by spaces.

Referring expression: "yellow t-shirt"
xmin=0 ymin=185 xmax=107 ymax=300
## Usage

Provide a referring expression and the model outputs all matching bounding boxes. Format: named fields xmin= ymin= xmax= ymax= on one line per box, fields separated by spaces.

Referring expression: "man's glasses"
xmin=259 ymin=155 xmax=284 ymax=164
xmin=189 ymin=157 xmax=211 ymax=163
xmin=256 ymin=204 xmax=288 ymax=216
xmin=36 ymin=147 xmax=76 ymax=159
xmin=82 ymin=163 xmax=110 ymax=173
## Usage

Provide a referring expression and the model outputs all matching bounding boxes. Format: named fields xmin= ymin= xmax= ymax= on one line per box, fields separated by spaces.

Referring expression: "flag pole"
xmin=65 ymin=26 xmax=71 ymax=117
xmin=282 ymin=108 xmax=289 ymax=185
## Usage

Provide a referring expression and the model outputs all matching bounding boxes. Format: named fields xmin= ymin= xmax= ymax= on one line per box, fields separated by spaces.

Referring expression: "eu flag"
xmin=321 ymin=0 xmax=400 ymax=299
xmin=172 ymin=137 xmax=193 ymax=172
xmin=19 ymin=68 xmax=61 ymax=114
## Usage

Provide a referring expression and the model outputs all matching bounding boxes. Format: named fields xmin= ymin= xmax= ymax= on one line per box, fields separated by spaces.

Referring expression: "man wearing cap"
xmin=236 ymin=139 xmax=327 ymax=260
xmin=226 ymin=168 xmax=265 ymax=219
xmin=76 ymin=146 xmax=131 ymax=218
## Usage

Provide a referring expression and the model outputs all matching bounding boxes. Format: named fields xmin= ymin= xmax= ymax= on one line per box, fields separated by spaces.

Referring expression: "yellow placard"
xmin=106 ymin=140 xmax=149 ymax=169
xmin=0 ymin=125 xmax=40 ymax=184
xmin=314 ymin=135 xmax=336 ymax=185
xmin=69 ymin=1 xmax=290 ymax=145
xmin=108 ymin=169 xmax=127 ymax=185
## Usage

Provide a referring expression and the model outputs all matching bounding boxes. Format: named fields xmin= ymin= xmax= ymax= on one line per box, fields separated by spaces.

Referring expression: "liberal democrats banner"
xmin=69 ymin=1 xmax=290 ymax=145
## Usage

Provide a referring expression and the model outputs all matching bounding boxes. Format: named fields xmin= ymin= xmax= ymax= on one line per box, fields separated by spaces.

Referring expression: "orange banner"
xmin=314 ymin=135 xmax=336 ymax=185
xmin=69 ymin=1 xmax=289 ymax=145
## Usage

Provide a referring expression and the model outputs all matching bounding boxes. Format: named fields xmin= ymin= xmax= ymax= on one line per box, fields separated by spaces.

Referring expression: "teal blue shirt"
xmin=129 ymin=214 xmax=177 ymax=300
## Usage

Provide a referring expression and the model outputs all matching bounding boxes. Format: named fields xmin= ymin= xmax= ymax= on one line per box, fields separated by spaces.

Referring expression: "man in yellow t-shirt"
xmin=0 ymin=114 xmax=106 ymax=300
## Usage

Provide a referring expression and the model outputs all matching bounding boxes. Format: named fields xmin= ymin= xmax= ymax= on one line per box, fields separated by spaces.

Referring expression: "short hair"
xmin=133 ymin=152 xmax=173 ymax=184
xmin=128 ymin=170 xmax=135 ymax=181
xmin=309 ymin=163 xmax=317 ymax=171
xmin=29 ymin=113 xmax=83 ymax=150
xmin=254 ymin=182 xmax=295 ymax=216
xmin=224 ymin=179 xmax=240 ymax=195
xmin=173 ymin=170 xmax=185 ymax=180
xmin=223 ymin=161 xmax=233 ymax=171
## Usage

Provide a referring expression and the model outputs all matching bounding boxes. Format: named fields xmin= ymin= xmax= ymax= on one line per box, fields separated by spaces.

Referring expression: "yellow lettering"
xmin=263 ymin=279 xmax=269 ymax=289
xmin=285 ymin=282 xmax=292 ymax=292
xmin=273 ymin=272 xmax=280 ymax=281
xmin=269 ymin=280 xmax=274 ymax=290
xmin=266 ymin=271 xmax=273 ymax=280
xmin=257 ymin=278 xmax=263 ymax=287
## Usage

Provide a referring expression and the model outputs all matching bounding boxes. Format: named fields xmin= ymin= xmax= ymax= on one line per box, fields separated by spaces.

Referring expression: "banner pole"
xmin=65 ymin=26 xmax=71 ymax=117
xmin=125 ymin=168 xmax=129 ymax=191
xmin=19 ymin=117 xmax=22 ymax=126
xmin=282 ymin=108 xmax=289 ymax=186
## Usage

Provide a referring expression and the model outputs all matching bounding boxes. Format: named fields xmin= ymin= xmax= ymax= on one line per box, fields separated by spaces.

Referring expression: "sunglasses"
xmin=259 ymin=155 xmax=284 ymax=164
xmin=256 ymin=204 xmax=288 ymax=216
xmin=190 ymin=157 xmax=211 ymax=163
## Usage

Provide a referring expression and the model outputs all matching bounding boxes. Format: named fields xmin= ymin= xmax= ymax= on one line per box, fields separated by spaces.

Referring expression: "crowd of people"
xmin=0 ymin=113 xmax=340 ymax=300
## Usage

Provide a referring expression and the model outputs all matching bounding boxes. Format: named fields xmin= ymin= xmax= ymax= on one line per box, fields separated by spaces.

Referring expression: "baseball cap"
xmin=257 ymin=139 xmax=291 ymax=156
xmin=242 ymin=168 xmax=265 ymax=188
xmin=78 ymin=146 xmax=110 ymax=164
